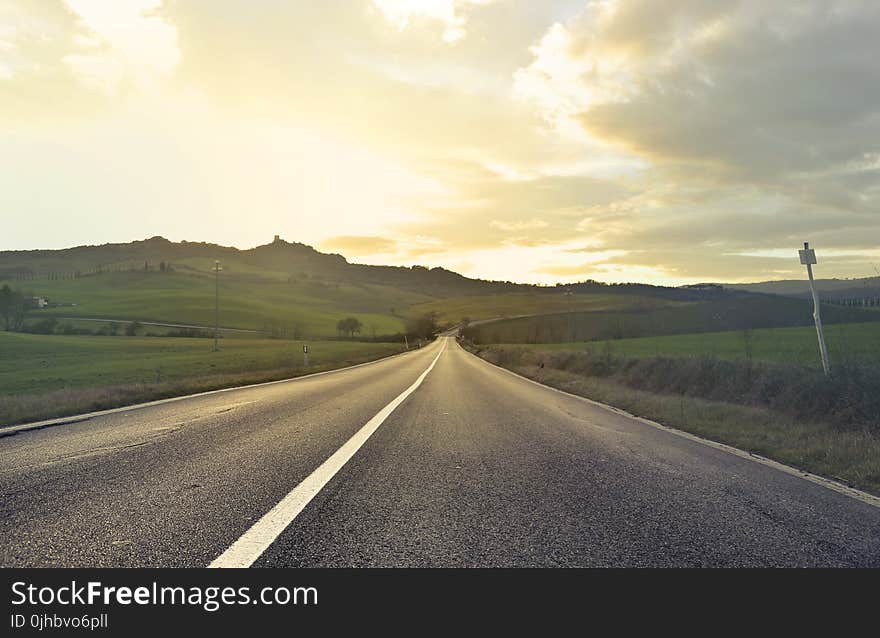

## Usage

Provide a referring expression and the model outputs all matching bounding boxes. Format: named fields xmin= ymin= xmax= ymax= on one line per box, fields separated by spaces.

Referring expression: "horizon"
xmin=3 ymin=1 xmax=879 ymax=285
xmin=3 ymin=233 xmax=877 ymax=288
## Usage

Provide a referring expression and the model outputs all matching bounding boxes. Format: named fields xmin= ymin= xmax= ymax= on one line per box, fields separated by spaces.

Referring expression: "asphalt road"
xmin=2 ymin=337 xmax=879 ymax=567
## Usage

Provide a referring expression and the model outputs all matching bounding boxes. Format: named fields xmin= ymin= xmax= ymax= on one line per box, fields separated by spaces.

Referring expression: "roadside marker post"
xmin=799 ymin=241 xmax=830 ymax=376
xmin=303 ymin=343 xmax=310 ymax=367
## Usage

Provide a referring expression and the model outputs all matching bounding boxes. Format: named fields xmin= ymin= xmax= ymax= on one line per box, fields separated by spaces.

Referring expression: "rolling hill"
xmin=0 ymin=236 xmax=740 ymax=337
xmin=725 ymin=276 xmax=880 ymax=298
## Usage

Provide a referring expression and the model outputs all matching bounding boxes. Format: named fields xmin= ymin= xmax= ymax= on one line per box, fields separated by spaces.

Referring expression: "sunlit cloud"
xmin=371 ymin=0 xmax=495 ymax=43
xmin=61 ymin=0 xmax=180 ymax=93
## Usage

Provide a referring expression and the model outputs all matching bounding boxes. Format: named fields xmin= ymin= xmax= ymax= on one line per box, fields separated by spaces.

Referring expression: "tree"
xmin=0 ymin=285 xmax=12 ymax=330
xmin=0 ymin=285 xmax=26 ymax=331
xmin=336 ymin=316 xmax=363 ymax=338
xmin=405 ymin=311 xmax=439 ymax=340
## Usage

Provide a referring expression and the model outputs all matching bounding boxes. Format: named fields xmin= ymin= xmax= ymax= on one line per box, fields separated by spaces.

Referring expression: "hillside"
xmin=725 ymin=276 xmax=880 ymax=297
xmin=0 ymin=236 xmax=752 ymax=337
xmin=0 ymin=235 xmax=525 ymax=298
xmin=0 ymin=236 xmax=519 ymax=337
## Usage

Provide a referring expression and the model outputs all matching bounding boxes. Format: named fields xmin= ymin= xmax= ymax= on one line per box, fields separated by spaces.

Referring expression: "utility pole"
xmin=799 ymin=242 xmax=830 ymax=376
xmin=564 ymin=288 xmax=573 ymax=341
xmin=213 ymin=260 xmax=222 ymax=352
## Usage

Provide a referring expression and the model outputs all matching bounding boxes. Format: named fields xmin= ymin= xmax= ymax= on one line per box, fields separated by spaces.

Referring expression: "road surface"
xmin=2 ymin=337 xmax=879 ymax=567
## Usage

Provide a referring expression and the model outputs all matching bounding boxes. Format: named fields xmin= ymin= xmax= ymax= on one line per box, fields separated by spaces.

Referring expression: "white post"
xmin=404 ymin=335 xmax=409 ymax=350
xmin=799 ymin=242 xmax=830 ymax=376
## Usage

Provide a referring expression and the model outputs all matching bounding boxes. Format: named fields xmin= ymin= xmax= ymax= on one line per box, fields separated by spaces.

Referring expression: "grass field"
xmin=515 ymin=322 xmax=880 ymax=368
xmin=462 ymin=295 xmax=880 ymax=345
xmin=0 ymin=332 xmax=402 ymax=395
xmin=410 ymin=292 xmax=678 ymax=324
xmin=3 ymin=270 xmax=425 ymax=336
xmin=0 ymin=332 xmax=404 ymax=426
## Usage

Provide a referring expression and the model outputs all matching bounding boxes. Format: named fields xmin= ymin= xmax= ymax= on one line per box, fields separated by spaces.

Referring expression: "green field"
xmin=0 ymin=332 xmax=402 ymax=396
xmin=411 ymin=292 xmax=678 ymax=324
xmin=0 ymin=332 xmax=404 ymax=426
xmin=516 ymin=322 xmax=880 ymax=367
xmin=4 ymin=270 xmax=425 ymax=336
xmin=462 ymin=295 xmax=880 ymax=345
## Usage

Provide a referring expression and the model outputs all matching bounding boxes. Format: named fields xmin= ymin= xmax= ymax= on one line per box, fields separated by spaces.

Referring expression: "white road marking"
xmin=462 ymin=342 xmax=880 ymax=509
xmin=209 ymin=338 xmax=448 ymax=568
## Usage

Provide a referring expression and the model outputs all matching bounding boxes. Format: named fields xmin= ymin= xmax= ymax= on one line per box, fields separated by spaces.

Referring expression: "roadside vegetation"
xmin=463 ymin=320 xmax=880 ymax=494
xmin=0 ymin=332 xmax=404 ymax=427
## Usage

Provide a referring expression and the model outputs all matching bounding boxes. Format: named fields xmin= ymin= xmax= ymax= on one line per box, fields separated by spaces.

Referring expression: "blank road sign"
xmin=799 ymin=248 xmax=817 ymax=265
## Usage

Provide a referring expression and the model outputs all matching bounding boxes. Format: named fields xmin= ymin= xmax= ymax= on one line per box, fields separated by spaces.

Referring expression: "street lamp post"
xmin=799 ymin=242 xmax=830 ymax=376
xmin=213 ymin=260 xmax=222 ymax=352
xmin=564 ymin=289 xmax=573 ymax=341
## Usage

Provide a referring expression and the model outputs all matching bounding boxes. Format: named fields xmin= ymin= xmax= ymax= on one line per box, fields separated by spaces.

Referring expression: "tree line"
xmin=1 ymin=261 xmax=176 ymax=281
xmin=825 ymin=296 xmax=880 ymax=308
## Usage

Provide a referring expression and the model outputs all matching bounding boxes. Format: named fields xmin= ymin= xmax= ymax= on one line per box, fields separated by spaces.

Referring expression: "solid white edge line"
xmin=209 ymin=338 xmax=448 ymax=568
xmin=458 ymin=340 xmax=880 ymax=509
xmin=0 ymin=342 xmax=429 ymax=438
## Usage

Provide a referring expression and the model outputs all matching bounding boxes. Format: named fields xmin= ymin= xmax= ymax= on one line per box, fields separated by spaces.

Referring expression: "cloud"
xmin=512 ymin=0 xmax=880 ymax=280
xmin=61 ymin=0 xmax=180 ymax=93
xmin=0 ymin=0 xmax=179 ymax=100
xmin=490 ymin=218 xmax=549 ymax=231
xmin=321 ymin=235 xmax=399 ymax=255
xmin=519 ymin=1 xmax=880 ymax=193
xmin=371 ymin=0 xmax=496 ymax=43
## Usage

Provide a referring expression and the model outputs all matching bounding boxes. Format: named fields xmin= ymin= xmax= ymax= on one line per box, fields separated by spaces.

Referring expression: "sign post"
xmin=799 ymin=241 xmax=830 ymax=376
xmin=303 ymin=343 xmax=310 ymax=367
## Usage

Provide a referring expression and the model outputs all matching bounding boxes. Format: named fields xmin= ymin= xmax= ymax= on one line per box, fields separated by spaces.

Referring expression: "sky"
xmin=1 ymin=0 xmax=879 ymax=285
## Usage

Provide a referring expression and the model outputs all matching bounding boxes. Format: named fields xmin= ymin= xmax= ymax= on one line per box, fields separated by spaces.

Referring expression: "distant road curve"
xmin=51 ymin=316 xmax=262 ymax=334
